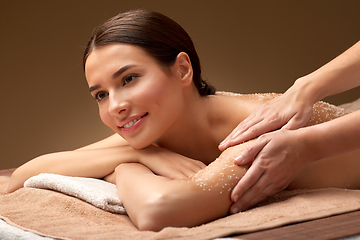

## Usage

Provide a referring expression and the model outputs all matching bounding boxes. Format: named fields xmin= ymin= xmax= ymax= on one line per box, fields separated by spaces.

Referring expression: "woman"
xmin=7 ymin=10 xmax=360 ymax=231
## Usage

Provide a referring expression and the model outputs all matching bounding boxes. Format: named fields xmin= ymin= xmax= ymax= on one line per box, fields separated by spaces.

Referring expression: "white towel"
xmin=24 ymin=173 xmax=126 ymax=214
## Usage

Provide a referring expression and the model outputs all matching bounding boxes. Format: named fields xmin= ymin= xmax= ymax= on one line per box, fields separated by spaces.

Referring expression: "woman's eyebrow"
xmin=89 ymin=65 xmax=137 ymax=93
xmin=112 ymin=64 xmax=137 ymax=79
xmin=89 ymin=85 xmax=101 ymax=93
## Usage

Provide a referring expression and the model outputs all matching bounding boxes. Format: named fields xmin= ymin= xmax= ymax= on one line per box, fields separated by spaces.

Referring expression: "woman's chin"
xmin=127 ymin=140 xmax=153 ymax=150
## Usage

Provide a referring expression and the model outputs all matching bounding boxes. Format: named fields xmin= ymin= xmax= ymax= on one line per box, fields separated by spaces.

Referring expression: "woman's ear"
xmin=175 ymin=52 xmax=193 ymax=86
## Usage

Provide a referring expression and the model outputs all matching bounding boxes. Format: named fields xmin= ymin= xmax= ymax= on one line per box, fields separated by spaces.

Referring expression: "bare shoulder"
xmin=216 ymin=91 xmax=280 ymax=101
xmin=215 ymin=91 xmax=281 ymax=110
xmin=307 ymin=101 xmax=349 ymax=126
xmin=208 ymin=92 xmax=281 ymax=137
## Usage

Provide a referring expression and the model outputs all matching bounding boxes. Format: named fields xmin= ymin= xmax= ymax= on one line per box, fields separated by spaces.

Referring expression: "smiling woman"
xmin=85 ymin=43 xmax=196 ymax=149
xmin=7 ymin=9 xmax=360 ymax=231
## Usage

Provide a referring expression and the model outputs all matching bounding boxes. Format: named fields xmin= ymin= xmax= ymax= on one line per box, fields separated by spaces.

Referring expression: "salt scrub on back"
xmin=217 ymin=91 xmax=349 ymax=125
xmin=310 ymin=101 xmax=348 ymax=125
xmin=183 ymin=93 xmax=348 ymax=195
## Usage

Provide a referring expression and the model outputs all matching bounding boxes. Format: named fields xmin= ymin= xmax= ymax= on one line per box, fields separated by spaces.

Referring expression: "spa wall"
xmin=1 ymin=0 xmax=360 ymax=169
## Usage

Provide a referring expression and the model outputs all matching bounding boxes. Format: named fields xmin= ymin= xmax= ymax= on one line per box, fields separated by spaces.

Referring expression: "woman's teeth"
xmin=123 ymin=117 xmax=141 ymax=129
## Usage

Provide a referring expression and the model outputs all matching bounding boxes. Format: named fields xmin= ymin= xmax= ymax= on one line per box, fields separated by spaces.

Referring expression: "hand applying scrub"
xmin=219 ymin=40 xmax=360 ymax=213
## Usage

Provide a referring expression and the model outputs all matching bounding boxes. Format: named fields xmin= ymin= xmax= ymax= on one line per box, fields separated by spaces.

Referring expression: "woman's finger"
xmin=230 ymin=159 xmax=265 ymax=203
xmin=227 ymin=117 xmax=280 ymax=149
xmin=282 ymin=111 xmax=311 ymax=130
xmin=219 ymin=115 xmax=263 ymax=150
xmin=230 ymin=171 xmax=266 ymax=213
xmin=234 ymin=136 xmax=269 ymax=165
xmin=231 ymin=164 xmax=280 ymax=213
xmin=238 ymin=182 xmax=277 ymax=212
xmin=221 ymin=112 xmax=286 ymax=151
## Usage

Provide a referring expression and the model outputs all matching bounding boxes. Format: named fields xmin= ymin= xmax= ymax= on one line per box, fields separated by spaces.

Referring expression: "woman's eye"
xmin=95 ymin=91 xmax=108 ymax=101
xmin=123 ymin=75 xmax=137 ymax=85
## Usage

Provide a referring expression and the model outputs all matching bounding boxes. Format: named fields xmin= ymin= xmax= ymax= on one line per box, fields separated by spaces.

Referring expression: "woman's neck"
xmin=155 ymin=93 xmax=228 ymax=164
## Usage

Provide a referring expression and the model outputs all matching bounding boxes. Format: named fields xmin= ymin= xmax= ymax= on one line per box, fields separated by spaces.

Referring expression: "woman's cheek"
xmin=99 ymin=108 xmax=114 ymax=129
xmin=136 ymin=83 xmax=166 ymax=109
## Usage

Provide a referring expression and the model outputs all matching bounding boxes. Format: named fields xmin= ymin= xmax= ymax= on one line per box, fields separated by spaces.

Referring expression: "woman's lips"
xmin=119 ymin=113 xmax=148 ymax=133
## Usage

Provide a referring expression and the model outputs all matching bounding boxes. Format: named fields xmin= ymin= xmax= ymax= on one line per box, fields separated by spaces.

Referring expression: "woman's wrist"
xmin=296 ymin=124 xmax=331 ymax=163
xmin=288 ymin=75 xmax=323 ymax=105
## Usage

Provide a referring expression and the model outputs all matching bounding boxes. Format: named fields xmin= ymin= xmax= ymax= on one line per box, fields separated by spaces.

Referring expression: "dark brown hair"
xmin=83 ymin=9 xmax=215 ymax=96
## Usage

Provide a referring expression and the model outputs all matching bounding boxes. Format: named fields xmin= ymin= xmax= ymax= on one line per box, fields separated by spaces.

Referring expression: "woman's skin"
xmin=7 ymin=43 xmax=360 ymax=231
xmin=115 ymin=142 xmax=250 ymax=231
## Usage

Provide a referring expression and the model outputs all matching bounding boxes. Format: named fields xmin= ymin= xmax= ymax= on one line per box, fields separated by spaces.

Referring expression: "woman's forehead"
xmin=88 ymin=44 xmax=150 ymax=63
xmin=85 ymin=44 xmax=154 ymax=73
xmin=84 ymin=43 xmax=168 ymax=85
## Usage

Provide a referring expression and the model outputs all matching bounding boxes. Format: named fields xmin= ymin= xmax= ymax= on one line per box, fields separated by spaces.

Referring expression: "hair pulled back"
xmin=83 ymin=9 xmax=215 ymax=96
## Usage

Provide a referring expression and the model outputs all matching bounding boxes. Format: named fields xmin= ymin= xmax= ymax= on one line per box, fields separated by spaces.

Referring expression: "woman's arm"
xmin=8 ymin=134 xmax=128 ymax=192
xmin=7 ymin=145 xmax=137 ymax=193
xmin=115 ymin=141 xmax=251 ymax=231
xmin=8 ymin=141 xmax=205 ymax=193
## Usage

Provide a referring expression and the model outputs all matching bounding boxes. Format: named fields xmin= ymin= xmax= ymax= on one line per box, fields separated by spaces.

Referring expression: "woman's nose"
xmin=108 ymin=93 xmax=130 ymax=116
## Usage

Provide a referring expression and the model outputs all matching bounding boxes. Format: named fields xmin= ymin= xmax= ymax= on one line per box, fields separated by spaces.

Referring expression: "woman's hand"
xmin=229 ymin=128 xmax=312 ymax=213
xmin=137 ymin=145 xmax=206 ymax=179
xmin=85 ymin=145 xmax=207 ymax=185
xmin=89 ymin=145 xmax=206 ymax=184
xmin=101 ymin=145 xmax=206 ymax=182
xmin=218 ymin=81 xmax=315 ymax=212
xmin=219 ymin=89 xmax=314 ymax=151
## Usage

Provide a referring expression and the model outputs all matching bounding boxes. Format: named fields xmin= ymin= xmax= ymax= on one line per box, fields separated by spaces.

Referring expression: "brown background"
xmin=1 ymin=0 xmax=360 ymax=169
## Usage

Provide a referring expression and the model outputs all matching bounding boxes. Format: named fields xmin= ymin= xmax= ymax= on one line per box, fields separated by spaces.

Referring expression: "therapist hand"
xmin=219 ymin=89 xmax=314 ymax=151
xmin=229 ymin=128 xmax=312 ymax=213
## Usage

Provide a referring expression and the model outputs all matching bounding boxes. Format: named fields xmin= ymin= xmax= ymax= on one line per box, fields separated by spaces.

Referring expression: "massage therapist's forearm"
xmin=301 ymin=110 xmax=360 ymax=162
xmin=7 ymin=145 xmax=139 ymax=193
xmin=291 ymin=40 xmax=360 ymax=104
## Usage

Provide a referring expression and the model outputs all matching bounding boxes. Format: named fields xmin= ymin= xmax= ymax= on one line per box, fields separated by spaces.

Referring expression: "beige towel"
xmin=1 ymin=176 xmax=360 ymax=240
xmin=24 ymin=173 xmax=126 ymax=214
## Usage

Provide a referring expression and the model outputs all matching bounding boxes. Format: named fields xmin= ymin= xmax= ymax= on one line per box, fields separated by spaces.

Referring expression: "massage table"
xmin=1 ymin=168 xmax=360 ymax=240
xmin=2 ymin=96 xmax=360 ymax=239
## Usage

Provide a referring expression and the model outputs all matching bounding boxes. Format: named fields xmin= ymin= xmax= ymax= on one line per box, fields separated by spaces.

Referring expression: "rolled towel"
xmin=24 ymin=173 xmax=126 ymax=214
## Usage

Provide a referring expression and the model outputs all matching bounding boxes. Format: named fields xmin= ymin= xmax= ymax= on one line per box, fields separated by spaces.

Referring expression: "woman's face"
xmin=85 ymin=43 xmax=186 ymax=149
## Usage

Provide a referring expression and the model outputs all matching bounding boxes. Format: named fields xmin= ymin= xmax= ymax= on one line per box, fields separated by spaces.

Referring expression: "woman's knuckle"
xmin=255 ymin=156 xmax=269 ymax=167
xmin=257 ymin=134 xmax=266 ymax=141
xmin=247 ymin=126 xmax=259 ymax=135
xmin=251 ymin=185 xmax=262 ymax=195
